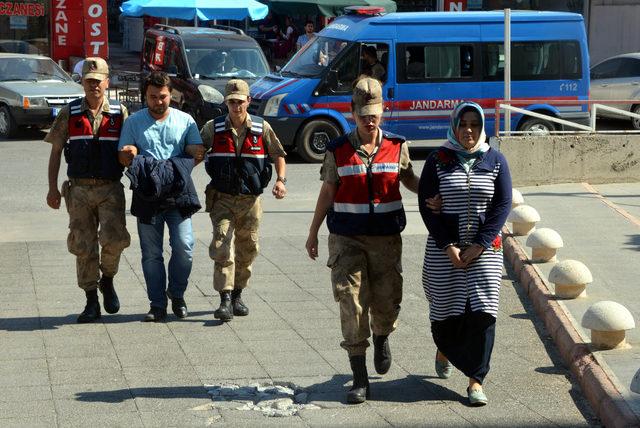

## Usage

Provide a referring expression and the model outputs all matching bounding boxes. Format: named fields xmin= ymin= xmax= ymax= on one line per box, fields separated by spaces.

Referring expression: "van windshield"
xmin=281 ymin=36 xmax=350 ymax=77
xmin=185 ymin=47 xmax=269 ymax=79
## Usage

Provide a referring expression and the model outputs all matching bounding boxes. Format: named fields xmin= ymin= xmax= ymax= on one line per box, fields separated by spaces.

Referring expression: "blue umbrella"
xmin=120 ymin=0 xmax=269 ymax=23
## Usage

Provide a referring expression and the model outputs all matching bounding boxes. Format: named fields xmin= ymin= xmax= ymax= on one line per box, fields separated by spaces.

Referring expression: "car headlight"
xmin=198 ymin=85 xmax=223 ymax=104
xmin=263 ymin=93 xmax=287 ymax=117
xmin=22 ymin=97 xmax=47 ymax=108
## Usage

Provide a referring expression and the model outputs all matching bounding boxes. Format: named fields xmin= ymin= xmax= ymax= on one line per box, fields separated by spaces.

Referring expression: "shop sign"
xmin=0 ymin=1 xmax=45 ymax=16
xmin=83 ymin=0 xmax=108 ymax=58
xmin=51 ymin=0 xmax=84 ymax=61
xmin=9 ymin=15 xmax=27 ymax=28
xmin=153 ymin=36 xmax=166 ymax=66
xmin=443 ymin=0 xmax=468 ymax=11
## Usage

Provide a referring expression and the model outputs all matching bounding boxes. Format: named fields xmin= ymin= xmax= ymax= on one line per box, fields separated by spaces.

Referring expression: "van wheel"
xmin=296 ymin=119 xmax=340 ymax=163
xmin=631 ymin=105 xmax=640 ymax=130
xmin=518 ymin=117 xmax=556 ymax=135
xmin=0 ymin=105 xmax=17 ymax=139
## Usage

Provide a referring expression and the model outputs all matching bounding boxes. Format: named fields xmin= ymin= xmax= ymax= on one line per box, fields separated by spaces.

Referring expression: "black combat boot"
xmin=231 ymin=289 xmax=249 ymax=316
xmin=77 ymin=289 xmax=101 ymax=323
xmin=347 ymin=355 xmax=370 ymax=404
xmin=98 ymin=276 xmax=120 ymax=314
xmin=373 ymin=334 xmax=392 ymax=375
xmin=213 ymin=291 xmax=233 ymax=321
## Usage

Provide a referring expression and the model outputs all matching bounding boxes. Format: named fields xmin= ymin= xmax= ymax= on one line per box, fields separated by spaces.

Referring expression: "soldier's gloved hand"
xmin=47 ymin=188 xmax=61 ymax=209
xmin=272 ymin=181 xmax=286 ymax=199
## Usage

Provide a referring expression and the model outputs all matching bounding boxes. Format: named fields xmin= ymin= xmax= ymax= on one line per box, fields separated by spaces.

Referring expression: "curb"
xmin=502 ymin=227 xmax=640 ymax=428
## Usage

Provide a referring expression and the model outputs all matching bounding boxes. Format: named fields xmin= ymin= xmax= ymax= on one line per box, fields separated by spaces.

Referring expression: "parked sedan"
xmin=0 ymin=53 xmax=84 ymax=138
xmin=590 ymin=52 xmax=640 ymax=130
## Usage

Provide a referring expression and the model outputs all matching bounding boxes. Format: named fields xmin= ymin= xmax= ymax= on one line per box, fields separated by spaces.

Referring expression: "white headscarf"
xmin=442 ymin=101 xmax=490 ymax=159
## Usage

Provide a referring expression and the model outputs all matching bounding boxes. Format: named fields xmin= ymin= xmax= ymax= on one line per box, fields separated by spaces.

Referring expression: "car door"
xmin=590 ymin=58 xmax=623 ymax=118
xmin=613 ymin=58 xmax=640 ymax=112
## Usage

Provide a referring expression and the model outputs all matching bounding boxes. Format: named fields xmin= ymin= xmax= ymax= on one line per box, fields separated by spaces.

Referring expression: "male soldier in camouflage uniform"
xmin=45 ymin=57 xmax=130 ymax=323
xmin=200 ymin=79 xmax=287 ymax=322
xmin=305 ymin=77 xmax=419 ymax=404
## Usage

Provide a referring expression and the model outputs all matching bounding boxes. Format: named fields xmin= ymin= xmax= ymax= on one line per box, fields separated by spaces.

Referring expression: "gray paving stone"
xmin=0 ymin=416 xmax=57 ymax=428
xmin=138 ymin=410 xmax=222 ymax=427
xmin=133 ymin=396 xmax=214 ymax=412
xmin=300 ymin=406 xmax=392 ymax=427
xmin=57 ymin=411 xmax=144 ymax=428
xmin=0 ymin=369 xmax=50 ymax=387
xmin=0 ymin=400 xmax=56 ymax=420
xmin=0 ymin=385 xmax=52 ymax=402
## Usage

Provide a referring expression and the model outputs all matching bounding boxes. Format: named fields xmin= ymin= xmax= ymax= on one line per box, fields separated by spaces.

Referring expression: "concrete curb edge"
xmin=502 ymin=227 xmax=640 ymax=428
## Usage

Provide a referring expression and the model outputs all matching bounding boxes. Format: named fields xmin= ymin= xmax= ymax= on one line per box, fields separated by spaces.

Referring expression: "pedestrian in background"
xmin=118 ymin=71 xmax=205 ymax=322
xmin=45 ymin=57 xmax=130 ymax=323
xmin=305 ymin=77 xmax=419 ymax=404
xmin=418 ymin=101 xmax=512 ymax=406
xmin=199 ymin=79 xmax=287 ymax=322
xmin=296 ymin=20 xmax=316 ymax=51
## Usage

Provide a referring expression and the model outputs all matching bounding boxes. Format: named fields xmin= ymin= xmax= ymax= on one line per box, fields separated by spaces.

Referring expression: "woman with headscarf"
xmin=418 ymin=101 xmax=512 ymax=406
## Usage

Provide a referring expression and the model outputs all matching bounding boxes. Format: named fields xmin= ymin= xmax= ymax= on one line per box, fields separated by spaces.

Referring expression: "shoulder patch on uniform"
xmin=381 ymin=130 xmax=406 ymax=143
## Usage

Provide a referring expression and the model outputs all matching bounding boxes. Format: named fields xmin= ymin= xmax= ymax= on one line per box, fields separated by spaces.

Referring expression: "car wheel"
xmin=296 ymin=119 xmax=340 ymax=163
xmin=631 ymin=105 xmax=640 ymax=131
xmin=518 ymin=117 xmax=556 ymax=135
xmin=0 ymin=105 xmax=17 ymax=139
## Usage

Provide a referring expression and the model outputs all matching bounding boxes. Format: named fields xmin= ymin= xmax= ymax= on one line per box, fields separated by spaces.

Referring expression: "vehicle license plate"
xmin=52 ymin=107 xmax=60 ymax=117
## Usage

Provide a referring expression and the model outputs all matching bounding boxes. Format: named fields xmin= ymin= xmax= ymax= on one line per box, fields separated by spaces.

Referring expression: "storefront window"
xmin=0 ymin=1 xmax=49 ymax=55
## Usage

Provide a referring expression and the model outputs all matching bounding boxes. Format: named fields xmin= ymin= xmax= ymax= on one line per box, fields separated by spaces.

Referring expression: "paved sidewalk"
xmin=0 ymin=137 xmax=599 ymax=427
xmin=507 ymin=183 xmax=640 ymax=426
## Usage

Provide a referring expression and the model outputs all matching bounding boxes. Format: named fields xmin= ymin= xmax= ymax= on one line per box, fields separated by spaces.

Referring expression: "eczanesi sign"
xmin=0 ymin=2 xmax=45 ymax=16
xmin=51 ymin=0 xmax=108 ymax=62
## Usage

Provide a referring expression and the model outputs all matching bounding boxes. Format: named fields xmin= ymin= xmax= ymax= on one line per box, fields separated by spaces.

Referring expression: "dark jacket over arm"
xmin=125 ymin=155 xmax=201 ymax=224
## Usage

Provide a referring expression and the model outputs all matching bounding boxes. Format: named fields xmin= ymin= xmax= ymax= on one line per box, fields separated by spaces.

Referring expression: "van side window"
xmin=482 ymin=41 xmax=581 ymax=81
xmin=360 ymin=43 xmax=389 ymax=82
xmin=398 ymin=44 xmax=473 ymax=82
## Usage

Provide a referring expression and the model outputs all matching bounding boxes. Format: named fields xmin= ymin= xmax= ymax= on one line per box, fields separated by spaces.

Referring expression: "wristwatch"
xmin=276 ymin=176 xmax=287 ymax=184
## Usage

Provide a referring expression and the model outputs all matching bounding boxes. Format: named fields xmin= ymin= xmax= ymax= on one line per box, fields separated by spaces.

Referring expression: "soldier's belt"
xmin=69 ymin=178 xmax=118 ymax=186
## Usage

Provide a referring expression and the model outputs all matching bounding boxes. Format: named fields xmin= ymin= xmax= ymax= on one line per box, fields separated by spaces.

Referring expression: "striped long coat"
xmin=418 ymin=147 xmax=512 ymax=322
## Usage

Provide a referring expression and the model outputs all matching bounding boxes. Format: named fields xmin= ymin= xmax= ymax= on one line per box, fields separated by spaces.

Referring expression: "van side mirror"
xmin=71 ymin=73 xmax=81 ymax=83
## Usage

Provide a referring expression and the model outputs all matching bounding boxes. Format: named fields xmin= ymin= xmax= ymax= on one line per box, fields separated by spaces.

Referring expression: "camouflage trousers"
xmin=327 ymin=233 xmax=403 ymax=357
xmin=61 ymin=179 xmax=130 ymax=290
xmin=206 ymin=187 xmax=261 ymax=292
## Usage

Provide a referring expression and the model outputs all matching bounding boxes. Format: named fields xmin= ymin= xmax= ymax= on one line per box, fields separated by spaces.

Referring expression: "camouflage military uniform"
xmin=322 ymin=129 xmax=414 ymax=357
xmin=200 ymin=116 xmax=286 ymax=292
xmin=45 ymin=98 xmax=131 ymax=290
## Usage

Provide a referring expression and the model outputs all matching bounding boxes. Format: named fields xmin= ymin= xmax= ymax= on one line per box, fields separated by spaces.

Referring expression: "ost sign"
xmin=83 ymin=0 xmax=108 ymax=58
xmin=51 ymin=0 xmax=109 ymax=62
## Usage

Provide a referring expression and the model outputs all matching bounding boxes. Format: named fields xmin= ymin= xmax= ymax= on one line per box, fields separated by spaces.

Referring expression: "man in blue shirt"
xmin=118 ymin=71 xmax=205 ymax=322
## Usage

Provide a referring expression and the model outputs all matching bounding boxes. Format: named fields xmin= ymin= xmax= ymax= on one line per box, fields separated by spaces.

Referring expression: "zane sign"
xmin=51 ymin=0 xmax=83 ymax=60
xmin=51 ymin=0 xmax=109 ymax=62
